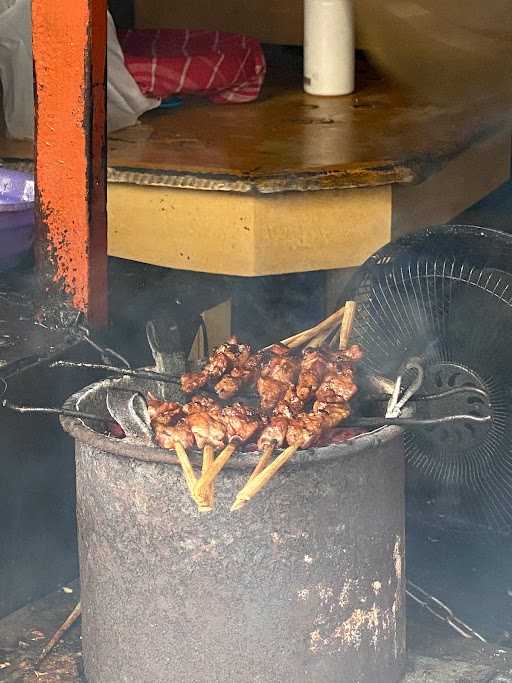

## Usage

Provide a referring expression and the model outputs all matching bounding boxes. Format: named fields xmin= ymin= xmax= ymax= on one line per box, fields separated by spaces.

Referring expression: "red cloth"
xmin=118 ymin=28 xmax=266 ymax=104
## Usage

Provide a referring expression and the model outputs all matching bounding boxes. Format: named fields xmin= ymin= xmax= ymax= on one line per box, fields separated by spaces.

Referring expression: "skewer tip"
xmin=230 ymin=497 xmax=248 ymax=512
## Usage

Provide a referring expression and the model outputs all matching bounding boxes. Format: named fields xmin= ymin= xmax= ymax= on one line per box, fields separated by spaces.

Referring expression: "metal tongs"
xmin=347 ymin=358 xmax=491 ymax=430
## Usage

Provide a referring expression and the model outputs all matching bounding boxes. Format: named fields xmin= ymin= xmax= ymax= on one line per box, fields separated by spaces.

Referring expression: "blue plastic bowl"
xmin=0 ymin=169 xmax=35 ymax=271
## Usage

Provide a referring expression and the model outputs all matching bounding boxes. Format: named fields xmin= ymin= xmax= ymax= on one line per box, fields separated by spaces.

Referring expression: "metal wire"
xmin=50 ymin=361 xmax=181 ymax=385
xmin=1 ymin=399 xmax=106 ymax=423
xmin=406 ymin=580 xmax=487 ymax=643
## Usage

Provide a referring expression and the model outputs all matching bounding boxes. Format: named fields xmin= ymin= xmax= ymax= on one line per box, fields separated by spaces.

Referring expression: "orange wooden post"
xmin=32 ymin=0 xmax=108 ymax=327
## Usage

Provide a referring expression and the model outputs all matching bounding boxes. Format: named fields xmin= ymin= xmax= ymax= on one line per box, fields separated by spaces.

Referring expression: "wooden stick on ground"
xmin=339 ymin=300 xmax=358 ymax=350
xmin=198 ymin=444 xmax=215 ymax=512
xmin=248 ymin=442 xmax=276 ymax=482
xmin=231 ymin=444 xmax=299 ymax=511
xmin=194 ymin=440 xmax=239 ymax=502
xmin=280 ymin=305 xmax=345 ymax=349
xmin=34 ymin=601 xmax=81 ymax=669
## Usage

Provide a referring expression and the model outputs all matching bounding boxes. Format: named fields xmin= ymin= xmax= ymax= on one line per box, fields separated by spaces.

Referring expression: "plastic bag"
xmin=0 ymin=2 xmax=160 ymax=140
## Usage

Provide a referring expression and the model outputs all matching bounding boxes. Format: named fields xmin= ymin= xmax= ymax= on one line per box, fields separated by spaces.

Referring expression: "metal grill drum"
xmin=61 ymin=374 xmax=406 ymax=683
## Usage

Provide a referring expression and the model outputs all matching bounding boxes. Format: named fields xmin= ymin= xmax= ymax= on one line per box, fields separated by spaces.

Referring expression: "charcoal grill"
xmin=60 ymin=370 xmax=406 ymax=683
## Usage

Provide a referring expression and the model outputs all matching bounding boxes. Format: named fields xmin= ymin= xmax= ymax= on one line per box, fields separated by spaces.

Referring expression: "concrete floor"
xmin=0 ymin=584 xmax=511 ymax=682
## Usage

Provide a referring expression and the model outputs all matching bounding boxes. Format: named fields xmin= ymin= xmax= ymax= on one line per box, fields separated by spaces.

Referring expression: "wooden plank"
xmin=32 ymin=0 xmax=108 ymax=326
xmin=107 ymin=183 xmax=392 ymax=276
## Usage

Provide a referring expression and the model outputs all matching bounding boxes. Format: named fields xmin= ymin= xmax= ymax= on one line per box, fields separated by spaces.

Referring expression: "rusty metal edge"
xmin=0 ymin=157 xmax=417 ymax=194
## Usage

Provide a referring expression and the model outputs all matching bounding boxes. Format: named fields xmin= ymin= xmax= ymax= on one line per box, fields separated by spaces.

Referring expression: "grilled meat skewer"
xmin=181 ymin=337 xmax=252 ymax=393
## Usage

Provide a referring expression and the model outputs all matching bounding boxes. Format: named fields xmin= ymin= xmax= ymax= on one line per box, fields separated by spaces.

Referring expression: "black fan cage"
xmin=342 ymin=225 xmax=512 ymax=534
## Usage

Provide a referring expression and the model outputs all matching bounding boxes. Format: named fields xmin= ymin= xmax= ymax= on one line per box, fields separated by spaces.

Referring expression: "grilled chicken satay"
xmin=214 ymin=352 xmax=263 ymax=399
xmin=312 ymin=400 xmax=351 ymax=427
xmin=296 ymin=344 xmax=363 ymax=401
xmin=147 ymin=398 xmax=184 ymax=426
xmin=194 ymin=403 xmax=262 ymax=500
xmin=257 ymin=376 xmax=289 ymax=412
xmin=182 ymin=394 xmax=221 ymax=416
xmin=286 ymin=413 xmax=325 ymax=448
xmin=257 ymin=349 xmax=301 ymax=412
xmin=181 ymin=336 xmax=252 ymax=393
xmin=336 ymin=344 xmax=363 ymax=362
xmin=257 ymin=415 xmax=289 ymax=450
xmin=273 ymin=385 xmax=304 ymax=418
xmin=154 ymin=419 xmax=195 ymax=451
xmin=315 ymin=366 xmax=358 ymax=403
xmin=296 ymin=347 xmax=331 ymax=401
xmin=221 ymin=403 xmax=262 ymax=444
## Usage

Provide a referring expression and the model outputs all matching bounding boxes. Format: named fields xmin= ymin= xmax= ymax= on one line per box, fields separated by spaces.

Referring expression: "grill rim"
xmin=60 ymin=374 xmax=403 ymax=471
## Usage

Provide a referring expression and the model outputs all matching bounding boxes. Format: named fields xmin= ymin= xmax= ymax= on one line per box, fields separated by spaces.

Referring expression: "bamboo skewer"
xmin=307 ymin=327 xmax=334 ymax=349
xmin=194 ymin=440 xmax=239 ymax=502
xmin=280 ymin=305 xmax=345 ymax=349
xmin=173 ymin=442 xmax=210 ymax=510
xmin=339 ymin=301 xmax=357 ymax=350
xmin=199 ymin=444 xmax=215 ymax=511
xmin=231 ymin=444 xmax=299 ymax=511
xmin=248 ymin=442 xmax=276 ymax=482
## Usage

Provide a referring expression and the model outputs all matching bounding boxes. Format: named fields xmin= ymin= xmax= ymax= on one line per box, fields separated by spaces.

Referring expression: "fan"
xmin=342 ymin=225 xmax=512 ymax=533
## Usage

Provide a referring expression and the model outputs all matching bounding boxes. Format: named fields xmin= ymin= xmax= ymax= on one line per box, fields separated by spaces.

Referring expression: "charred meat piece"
xmin=214 ymin=374 xmax=242 ymax=400
xmin=257 ymin=351 xmax=300 ymax=411
xmin=147 ymin=395 xmax=183 ymax=426
xmin=187 ymin=411 xmax=226 ymax=449
xmin=154 ymin=419 xmax=195 ymax=451
xmin=273 ymin=385 xmax=305 ymax=418
xmin=257 ymin=376 xmax=289 ymax=413
xmin=181 ymin=369 xmax=210 ymax=393
xmin=203 ymin=352 xmax=231 ymax=379
xmin=316 ymin=366 xmax=358 ymax=403
xmin=221 ymin=402 xmax=262 ymax=444
xmin=286 ymin=413 xmax=325 ymax=448
xmin=183 ymin=394 xmax=221 ymax=416
xmin=261 ymin=354 xmax=299 ymax=385
xmin=313 ymin=400 xmax=351 ymax=428
xmin=204 ymin=337 xmax=251 ymax=376
xmin=266 ymin=343 xmax=291 ymax=356
xmin=181 ymin=337 xmax=252 ymax=393
xmin=296 ymin=348 xmax=331 ymax=401
xmin=214 ymin=352 xmax=263 ymax=399
xmin=337 ymin=344 xmax=363 ymax=362
xmin=257 ymin=416 xmax=289 ymax=449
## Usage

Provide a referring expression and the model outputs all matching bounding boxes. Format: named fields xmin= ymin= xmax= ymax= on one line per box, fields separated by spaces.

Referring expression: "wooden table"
xmin=1 ymin=54 xmax=510 ymax=339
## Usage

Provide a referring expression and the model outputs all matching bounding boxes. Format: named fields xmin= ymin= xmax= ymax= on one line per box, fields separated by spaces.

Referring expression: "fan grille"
xmin=345 ymin=226 xmax=512 ymax=533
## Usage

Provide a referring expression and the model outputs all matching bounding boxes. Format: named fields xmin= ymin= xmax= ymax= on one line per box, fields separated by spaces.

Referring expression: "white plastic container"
xmin=304 ymin=0 xmax=355 ymax=96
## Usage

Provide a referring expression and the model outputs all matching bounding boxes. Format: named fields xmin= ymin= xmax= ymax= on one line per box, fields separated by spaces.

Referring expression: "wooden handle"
xmin=198 ymin=444 xmax=215 ymax=511
xmin=231 ymin=444 xmax=299 ymax=511
xmin=248 ymin=443 xmax=275 ymax=482
xmin=339 ymin=300 xmax=357 ymax=350
xmin=194 ymin=442 xmax=238 ymax=500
